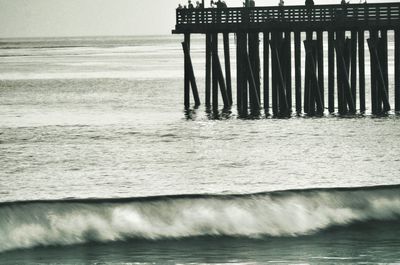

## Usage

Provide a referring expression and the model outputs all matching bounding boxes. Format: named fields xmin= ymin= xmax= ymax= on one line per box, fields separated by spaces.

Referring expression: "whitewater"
xmin=1 ymin=185 xmax=400 ymax=253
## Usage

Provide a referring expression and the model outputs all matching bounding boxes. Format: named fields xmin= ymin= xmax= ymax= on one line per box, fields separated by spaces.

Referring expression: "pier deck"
xmin=172 ymin=3 xmax=400 ymax=116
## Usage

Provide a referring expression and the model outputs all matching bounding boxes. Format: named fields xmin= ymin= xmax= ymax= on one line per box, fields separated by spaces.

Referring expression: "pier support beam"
xmin=206 ymin=34 xmax=211 ymax=107
xmin=271 ymin=32 xmax=279 ymax=115
xmin=237 ymin=32 xmax=248 ymax=115
xmin=368 ymin=36 xmax=391 ymax=114
xmin=184 ymin=33 xmax=190 ymax=109
xmin=295 ymin=31 xmax=302 ymax=114
xmin=264 ymin=31 xmax=270 ymax=114
xmin=270 ymin=32 xmax=291 ymax=116
xmin=381 ymin=30 xmax=389 ymax=100
xmin=369 ymin=30 xmax=378 ymax=114
xmin=304 ymin=40 xmax=323 ymax=115
xmin=317 ymin=31 xmax=324 ymax=110
xmin=249 ymin=32 xmax=261 ymax=113
xmin=304 ymin=31 xmax=313 ymax=114
xmin=396 ymin=29 xmax=400 ymax=112
xmin=351 ymin=30 xmax=357 ymax=110
xmin=335 ymin=32 xmax=355 ymax=114
xmin=223 ymin=33 xmax=233 ymax=106
xmin=359 ymin=30 xmax=366 ymax=113
xmin=328 ymin=31 xmax=335 ymax=113
xmin=211 ymin=33 xmax=219 ymax=110
xmin=285 ymin=31 xmax=292 ymax=112
xmin=182 ymin=34 xmax=200 ymax=109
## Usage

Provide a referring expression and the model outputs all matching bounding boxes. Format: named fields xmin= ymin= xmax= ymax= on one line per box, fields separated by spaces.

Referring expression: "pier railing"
xmin=174 ymin=3 xmax=400 ymax=32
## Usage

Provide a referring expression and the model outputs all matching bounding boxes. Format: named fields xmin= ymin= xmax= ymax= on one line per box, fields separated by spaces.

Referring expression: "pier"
xmin=172 ymin=2 xmax=400 ymax=116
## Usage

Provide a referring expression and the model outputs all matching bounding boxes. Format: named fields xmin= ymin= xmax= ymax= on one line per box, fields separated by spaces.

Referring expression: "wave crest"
xmin=1 ymin=185 xmax=400 ymax=252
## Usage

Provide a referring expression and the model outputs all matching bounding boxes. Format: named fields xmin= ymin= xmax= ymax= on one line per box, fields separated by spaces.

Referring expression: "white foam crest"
xmin=0 ymin=188 xmax=400 ymax=252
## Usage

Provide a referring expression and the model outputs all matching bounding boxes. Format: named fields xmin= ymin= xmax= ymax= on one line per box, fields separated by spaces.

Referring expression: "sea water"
xmin=1 ymin=35 xmax=400 ymax=264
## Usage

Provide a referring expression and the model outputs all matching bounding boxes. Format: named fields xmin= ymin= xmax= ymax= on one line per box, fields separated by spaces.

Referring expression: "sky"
xmin=0 ymin=0 xmax=395 ymax=38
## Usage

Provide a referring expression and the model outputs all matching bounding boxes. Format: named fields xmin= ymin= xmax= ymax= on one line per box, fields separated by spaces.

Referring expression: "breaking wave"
xmin=1 ymin=185 xmax=400 ymax=253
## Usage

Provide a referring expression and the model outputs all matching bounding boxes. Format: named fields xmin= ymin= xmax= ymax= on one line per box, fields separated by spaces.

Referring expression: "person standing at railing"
xmin=213 ymin=0 xmax=227 ymax=23
xmin=279 ymin=0 xmax=285 ymax=21
xmin=305 ymin=0 xmax=314 ymax=6
xmin=278 ymin=0 xmax=285 ymax=21
xmin=305 ymin=0 xmax=314 ymax=20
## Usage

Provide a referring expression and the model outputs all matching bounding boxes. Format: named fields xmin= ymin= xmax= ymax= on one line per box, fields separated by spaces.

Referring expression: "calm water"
xmin=1 ymin=35 xmax=400 ymax=264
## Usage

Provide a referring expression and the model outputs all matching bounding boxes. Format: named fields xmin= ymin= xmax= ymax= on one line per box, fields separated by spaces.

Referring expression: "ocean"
xmin=1 ymin=35 xmax=400 ymax=264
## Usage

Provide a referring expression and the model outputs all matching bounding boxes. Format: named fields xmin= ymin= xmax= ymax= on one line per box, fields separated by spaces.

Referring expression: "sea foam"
xmin=1 ymin=185 xmax=400 ymax=252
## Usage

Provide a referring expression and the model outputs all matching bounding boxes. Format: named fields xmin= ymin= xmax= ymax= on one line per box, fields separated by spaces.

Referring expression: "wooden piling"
xmin=368 ymin=35 xmax=391 ymax=113
xmin=206 ymin=34 xmax=212 ymax=107
xmin=237 ymin=32 xmax=248 ymax=115
xmin=358 ymin=30 xmax=366 ymax=113
xmin=305 ymin=40 xmax=323 ymax=114
xmin=271 ymin=32 xmax=279 ymax=115
xmin=212 ymin=33 xmax=219 ymax=110
xmin=182 ymin=41 xmax=200 ymax=107
xmin=236 ymin=33 xmax=243 ymax=113
xmin=249 ymin=33 xmax=260 ymax=111
xmin=369 ymin=30 xmax=378 ymax=114
xmin=223 ymin=33 xmax=233 ymax=106
xmin=264 ymin=32 xmax=270 ymax=114
xmin=328 ymin=31 xmax=335 ymax=113
xmin=351 ymin=30 xmax=357 ymax=109
xmin=295 ymin=31 xmax=302 ymax=113
xmin=317 ymin=31 xmax=324 ymax=110
xmin=215 ymin=52 xmax=230 ymax=108
xmin=381 ymin=30 xmax=389 ymax=98
xmin=272 ymin=42 xmax=289 ymax=114
xmin=335 ymin=34 xmax=355 ymax=114
xmin=304 ymin=31 xmax=313 ymax=114
xmin=396 ymin=29 xmax=400 ymax=112
xmin=184 ymin=33 xmax=190 ymax=109
xmin=242 ymin=33 xmax=249 ymax=114
xmin=285 ymin=31 xmax=292 ymax=111
xmin=245 ymin=51 xmax=261 ymax=111
xmin=336 ymin=31 xmax=345 ymax=114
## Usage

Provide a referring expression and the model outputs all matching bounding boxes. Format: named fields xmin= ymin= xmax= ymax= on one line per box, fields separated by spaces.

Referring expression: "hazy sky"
xmin=0 ymin=0 xmax=394 ymax=38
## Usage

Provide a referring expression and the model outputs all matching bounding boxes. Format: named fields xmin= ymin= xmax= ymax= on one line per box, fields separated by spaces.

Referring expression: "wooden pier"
xmin=173 ymin=2 xmax=400 ymax=116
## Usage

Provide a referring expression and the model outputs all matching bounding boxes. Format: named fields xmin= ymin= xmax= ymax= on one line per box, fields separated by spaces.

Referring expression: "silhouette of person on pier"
xmin=305 ymin=0 xmax=314 ymax=6
xmin=279 ymin=0 xmax=285 ymax=20
xmin=305 ymin=0 xmax=314 ymax=20
xmin=211 ymin=0 xmax=227 ymax=23
xmin=211 ymin=0 xmax=227 ymax=8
